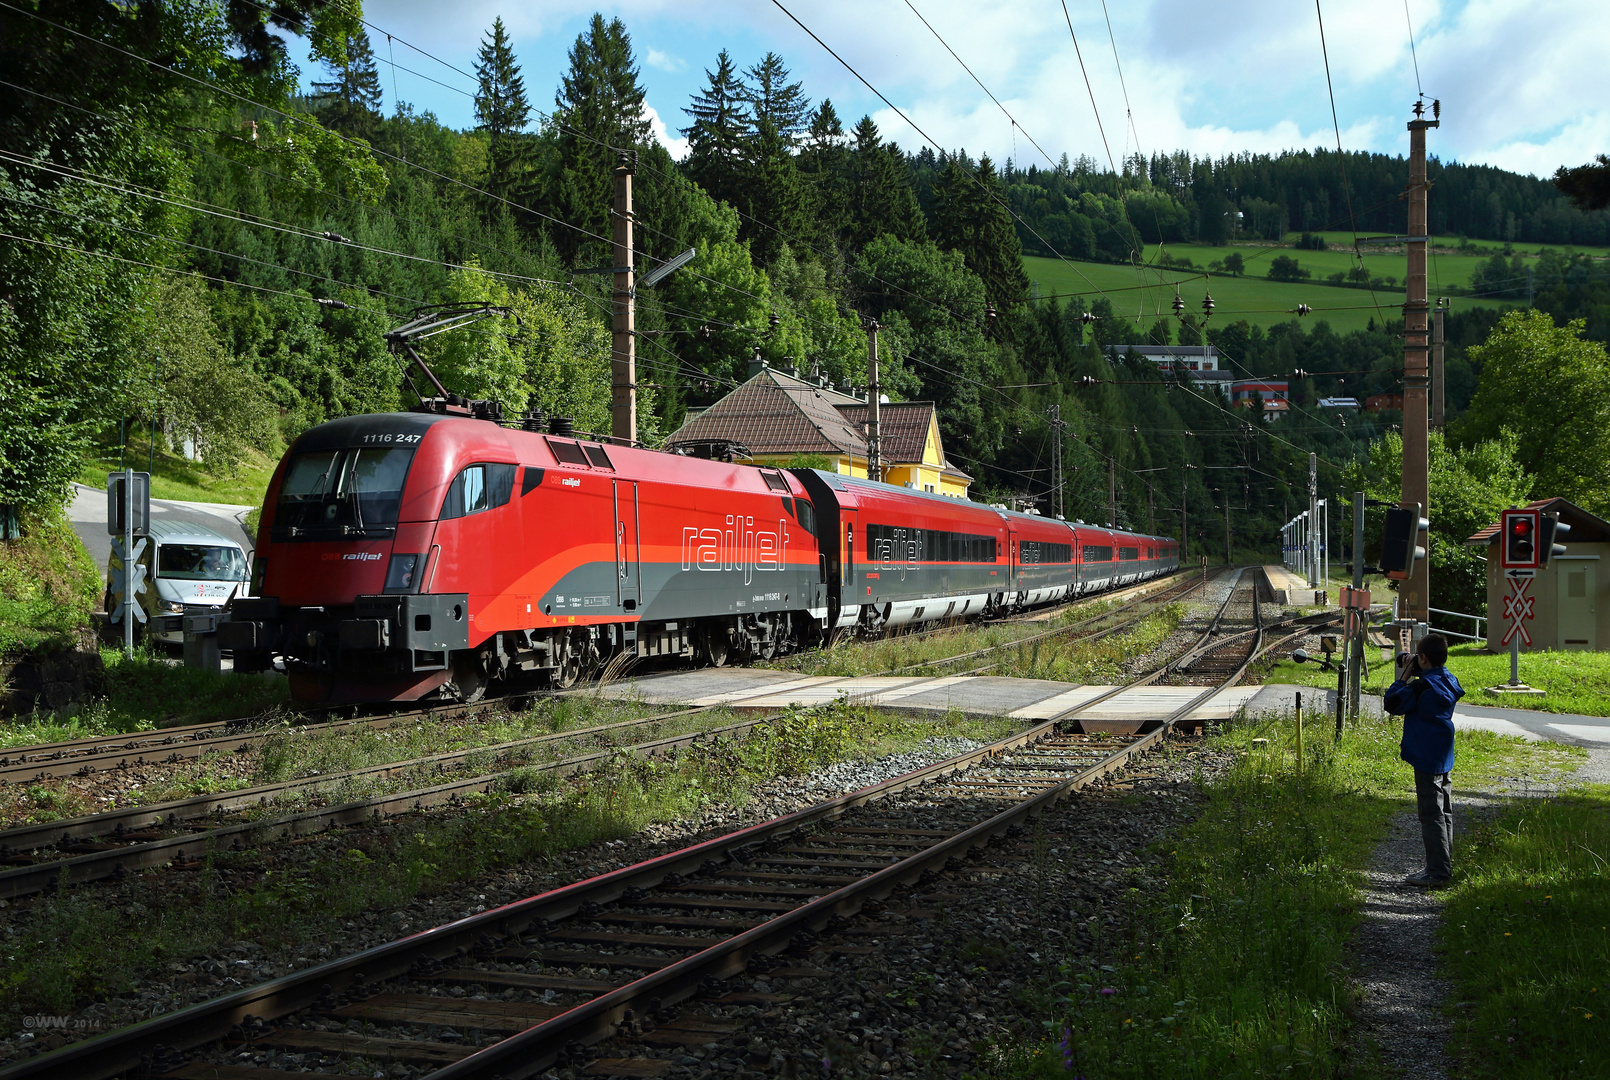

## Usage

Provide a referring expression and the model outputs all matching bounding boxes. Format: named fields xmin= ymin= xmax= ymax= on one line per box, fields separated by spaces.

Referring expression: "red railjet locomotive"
xmin=223 ymin=411 xmax=1178 ymax=703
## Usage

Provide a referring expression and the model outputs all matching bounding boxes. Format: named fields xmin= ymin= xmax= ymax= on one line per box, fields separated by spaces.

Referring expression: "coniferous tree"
xmin=473 ymin=17 xmax=532 ymax=199
xmin=681 ymin=50 xmax=749 ymax=211
xmin=843 ymin=116 xmax=926 ymax=252
xmin=736 ymin=118 xmax=810 ymax=264
xmin=797 ymin=100 xmax=850 ymax=240
xmin=547 ymin=14 xmax=652 ymax=262
xmin=310 ymin=27 xmax=383 ymax=137
xmin=742 ymin=52 xmax=809 ymax=145
xmin=932 ymin=154 xmax=1028 ymax=308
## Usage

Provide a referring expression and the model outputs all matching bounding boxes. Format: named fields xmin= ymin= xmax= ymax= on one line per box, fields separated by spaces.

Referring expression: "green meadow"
xmin=1024 ymin=253 xmax=1512 ymax=337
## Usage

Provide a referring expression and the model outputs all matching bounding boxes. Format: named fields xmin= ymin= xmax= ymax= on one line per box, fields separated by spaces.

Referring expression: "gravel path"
xmin=1348 ymin=741 xmax=1597 ymax=1076
xmin=1348 ymin=811 xmax=1454 ymax=1078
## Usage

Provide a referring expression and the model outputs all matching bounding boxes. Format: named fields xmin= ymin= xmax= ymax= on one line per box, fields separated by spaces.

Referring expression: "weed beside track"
xmin=0 ymin=704 xmax=1021 ymax=1033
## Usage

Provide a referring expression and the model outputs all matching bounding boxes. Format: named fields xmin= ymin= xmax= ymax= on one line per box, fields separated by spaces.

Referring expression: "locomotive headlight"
xmin=384 ymin=554 xmax=421 ymax=593
xmin=160 ymin=599 xmax=185 ymax=614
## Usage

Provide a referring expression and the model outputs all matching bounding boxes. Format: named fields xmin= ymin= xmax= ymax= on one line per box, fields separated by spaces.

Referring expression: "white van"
xmin=106 ymin=519 xmax=250 ymax=644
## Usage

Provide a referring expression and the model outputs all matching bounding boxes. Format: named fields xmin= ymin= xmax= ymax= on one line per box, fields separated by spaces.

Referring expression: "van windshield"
xmin=159 ymin=544 xmax=248 ymax=581
xmin=274 ymin=446 xmax=415 ymax=538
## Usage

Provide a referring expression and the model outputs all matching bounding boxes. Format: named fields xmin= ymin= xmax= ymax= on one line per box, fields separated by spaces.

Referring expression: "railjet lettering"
xmin=681 ymin=516 xmax=790 ymax=585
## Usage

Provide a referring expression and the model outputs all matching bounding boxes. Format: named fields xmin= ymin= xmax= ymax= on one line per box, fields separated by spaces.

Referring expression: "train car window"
xmin=761 ymin=470 xmax=791 ymax=492
xmin=583 ymin=444 xmax=614 ymax=470
xmin=1019 ymin=541 xmax=1072 ymax=564
xmin=867 ymin=524 xmax=999 ymax=562
xmin=521 ymin=467 xmax=545 ymax=495
xmin=1082 ymin=545 xmax=1114 ymax=562
xmin=795 ymin=499 xmax=816 ymax=538
xmin=439 ymin=463 xmax=515 ymax=520
xmin=1119 ymin=546 xmax=1139 ymax=561
xmin=546 ymin=438 xmax=589 ymax=466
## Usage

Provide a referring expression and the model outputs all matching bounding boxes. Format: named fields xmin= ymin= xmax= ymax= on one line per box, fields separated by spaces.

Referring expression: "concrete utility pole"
xmin=610 ymin=155 xmax=637 ymax=444
xmin=1048 ymin=404 xmax=1063 ymax=518
xmin=1180 ymin=476 xmax=1188 ymax=560
xmin=1400 ymin=102 xmax=1438 ymax=624
xmin=1108 ymin=458 xmax=1117 ymax=527
xmin=1308 ymin=452 xmax=1319 ymax=588
xmin=1431 ymin=298 xmax=1447 ymax=430
xmin=865 ymin=319 xmax=882 ymax=482
xmin=1223 ymin=498 xmax=1231 ymax=566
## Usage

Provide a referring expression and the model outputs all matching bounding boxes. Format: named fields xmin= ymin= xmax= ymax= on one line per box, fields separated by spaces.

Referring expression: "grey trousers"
xmin=1414 ymin=769 xmax=1453 ymax=880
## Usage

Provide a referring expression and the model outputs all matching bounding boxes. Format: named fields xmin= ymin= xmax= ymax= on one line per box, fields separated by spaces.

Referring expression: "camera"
xmin=1396 ymin=650 xmax=1422 ymax=680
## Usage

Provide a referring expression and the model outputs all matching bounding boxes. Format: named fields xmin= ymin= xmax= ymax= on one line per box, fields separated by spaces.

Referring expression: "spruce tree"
xmin=932 ymin=154 xmax=1028 ymax=308
xmin=798 ymin=100 xmax=850 ymax=239
xmin=742 ymin=52 xmax=809 ymax=145
xmin=473 ymin=17 xmax=532 ymax=198
xmin=547 ymin=14 xmax=652 ymax=262
xmin=310 ymin=27 xmax=383 ymax=137
xmin=681 ymin=50 xmax=749 ymax=211
xmin=843 ymin=116 xmax=926 ymax=251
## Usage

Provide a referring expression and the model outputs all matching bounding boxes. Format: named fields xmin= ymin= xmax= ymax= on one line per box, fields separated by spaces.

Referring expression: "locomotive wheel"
xmin=552 ymin=629 xmax=589 ymax=689
xmin=448 ymin=654 xmax=487 ymax=703
xmin=704 ymin=626 xmax=730 ymax=668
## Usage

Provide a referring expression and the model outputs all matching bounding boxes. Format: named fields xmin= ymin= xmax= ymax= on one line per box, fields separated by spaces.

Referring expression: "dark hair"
xmin=1417 ymin=633 xmax=1448 ymax=667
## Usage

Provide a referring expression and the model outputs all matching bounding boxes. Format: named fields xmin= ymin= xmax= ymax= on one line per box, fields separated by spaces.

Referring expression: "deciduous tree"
xmin=1457 ymin=309 xmax=1610 ymax=513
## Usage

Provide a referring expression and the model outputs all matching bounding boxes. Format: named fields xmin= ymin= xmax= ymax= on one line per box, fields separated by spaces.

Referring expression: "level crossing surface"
xmin=590 ymin=667 xmax=1312 ymax=725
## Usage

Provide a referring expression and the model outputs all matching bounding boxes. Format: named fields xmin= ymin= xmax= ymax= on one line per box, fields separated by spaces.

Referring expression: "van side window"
xmin=440 ymin=463 xmax=516 ymax=520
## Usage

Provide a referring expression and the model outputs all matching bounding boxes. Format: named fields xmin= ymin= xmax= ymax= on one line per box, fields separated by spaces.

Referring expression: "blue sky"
xmin=303 ymin=1 xmax=1609 ymax=178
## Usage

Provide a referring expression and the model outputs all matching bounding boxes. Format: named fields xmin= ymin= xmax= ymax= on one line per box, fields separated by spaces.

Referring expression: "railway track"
xmin=0 ymin=569 xmax=1203 ymax=788
xmin=0 ymin=568 xmax=1317 ymax=900
xmin=0 ymin=581 xmax=1331 ymax=1080
xmin=881 ymin=566 xmax=1219 ymax=678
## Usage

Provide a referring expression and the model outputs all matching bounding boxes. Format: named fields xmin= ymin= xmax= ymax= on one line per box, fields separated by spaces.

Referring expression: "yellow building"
xmin=664 ymin=364 xmax=972 ymax=498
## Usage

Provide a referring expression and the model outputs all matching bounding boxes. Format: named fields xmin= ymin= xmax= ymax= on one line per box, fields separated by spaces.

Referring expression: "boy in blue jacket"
xmin=1383 ymin=632 xmax=1464 ymax=886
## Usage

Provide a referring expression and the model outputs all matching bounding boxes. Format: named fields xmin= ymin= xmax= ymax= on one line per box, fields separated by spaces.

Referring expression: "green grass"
xmin=0 ymin=702 xmax=1021 ymax=1019
xmin=984 ymin=713 xmax=1576 ymax=1079
xmin=1441 ymin=784 xmax=1610 ymax=1079
xmin=1024 ymin=255 xmax=1512 ymax=337
xmin=1266 ymin=642 xmax=1610 ymax=717
xmin=0 ymin=645 xmax=291 ymax=755
xmin=77 ymin=436 xmax=277 ymax=508
xmin=0 ymin=505 xmax=101 ymax=656
xmin=1300 ymin=231 xmax=1610 ymax=261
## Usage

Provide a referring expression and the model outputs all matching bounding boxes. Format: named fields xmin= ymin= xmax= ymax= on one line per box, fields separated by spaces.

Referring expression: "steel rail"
xmin=3 ymin=586 xmax=1329 ymax=1079
xmin=0 ymin=702 xmax=730 ymax=853
xmin=0 ymin=570 xmax=1195 ymax=778
xmin=0 ymin=696 xmax=523 ymax=785
xmin=0 ymin=715 xmax=777 ymax=900
xmin=0 ymin=720 xmax=1064 ymax=1080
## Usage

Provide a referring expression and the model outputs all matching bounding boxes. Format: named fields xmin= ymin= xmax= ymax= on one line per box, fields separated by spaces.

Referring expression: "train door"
xmin=613 ymin=480 xmax=640 ymax=611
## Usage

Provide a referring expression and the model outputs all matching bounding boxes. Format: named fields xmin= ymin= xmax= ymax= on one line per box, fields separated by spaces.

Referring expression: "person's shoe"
xmin=1403 ymin=869 xmax=1452 ymax=888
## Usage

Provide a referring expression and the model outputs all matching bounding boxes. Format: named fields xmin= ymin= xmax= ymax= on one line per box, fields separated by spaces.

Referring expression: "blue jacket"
xmin=1384 ymin=665 xmax=1464 ymax=773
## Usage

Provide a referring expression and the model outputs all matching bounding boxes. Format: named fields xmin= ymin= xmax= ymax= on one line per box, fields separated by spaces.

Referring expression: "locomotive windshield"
xmin=273 ymin=446 xmax=416 ymax=539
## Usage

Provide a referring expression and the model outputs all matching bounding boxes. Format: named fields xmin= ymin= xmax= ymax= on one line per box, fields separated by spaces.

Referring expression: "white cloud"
xmin=357 ymin=0 xmax=1610 ymax=174
xmin=645 ymin=102 xmax=690 ymax=161
xmin=645 ymin=48 xmax=686 ymax=73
